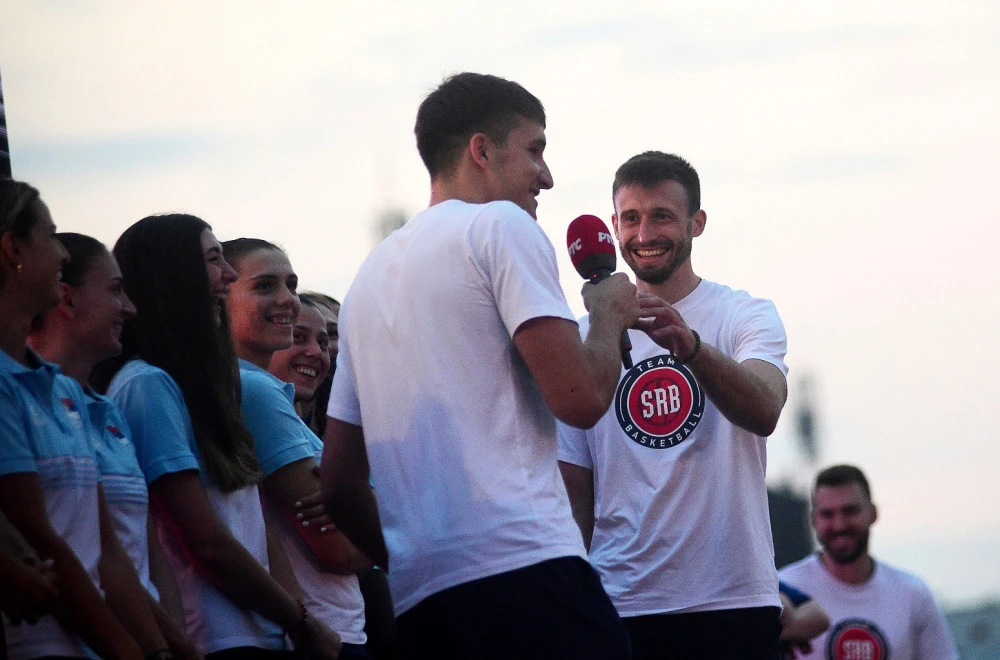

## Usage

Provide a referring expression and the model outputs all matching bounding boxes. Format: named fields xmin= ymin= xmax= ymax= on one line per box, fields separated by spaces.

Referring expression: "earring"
xmin=15 ymin=263 xmax=23 ymax=274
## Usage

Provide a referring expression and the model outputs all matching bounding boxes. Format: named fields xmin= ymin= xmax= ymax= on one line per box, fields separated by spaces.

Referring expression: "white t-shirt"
xmin=108 ymin=359 xmax=286 ymax=654
xmin=779 ymin=553 xmax=958 ymax=660
xmin=559 ymin=279 xmax=787 ymax=616
xmin=327 ymin=199 xmax=585 ymax=615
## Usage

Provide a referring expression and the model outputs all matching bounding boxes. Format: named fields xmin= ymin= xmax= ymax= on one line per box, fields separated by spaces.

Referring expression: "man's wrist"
xmin=683 ymin=329 xmax=701 ymax=364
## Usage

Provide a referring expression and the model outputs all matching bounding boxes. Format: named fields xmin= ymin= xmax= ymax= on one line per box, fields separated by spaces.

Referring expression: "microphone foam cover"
xmin=567 ymin=214 xmax=617 ymax=279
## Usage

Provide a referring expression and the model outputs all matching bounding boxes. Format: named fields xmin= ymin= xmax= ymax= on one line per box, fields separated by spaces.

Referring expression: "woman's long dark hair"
xmin=96 ymin=214 xmax=259 ymax=491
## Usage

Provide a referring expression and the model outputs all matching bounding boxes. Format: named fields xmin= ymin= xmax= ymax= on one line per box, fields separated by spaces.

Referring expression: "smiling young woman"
xmin=99 ymin=215 xmax=341 ymax=660
xmin=269 ymin=295 xmax=332 ymax=407
xmin=0 ymin=180 xmax=144 ymax=660
xmin=222 ymin=238 xmax=372 ymax=659
xmin=28 ymin=232 xmax=201 ymax=660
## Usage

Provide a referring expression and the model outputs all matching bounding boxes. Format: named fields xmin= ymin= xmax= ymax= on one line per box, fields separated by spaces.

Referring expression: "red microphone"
xmin=567 ymin=214 xmax=633 ymax=369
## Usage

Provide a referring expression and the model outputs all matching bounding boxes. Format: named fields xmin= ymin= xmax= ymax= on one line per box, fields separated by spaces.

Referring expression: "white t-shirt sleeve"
xmin=327 ymin=302 xmax=361 ymax=427
xmin=468 ymin=202 xmax=576 ymax=337
xmin=557 ymin=421 xmax=593 ymax=470
xmin=732 ymin=297 xmax=788 ymax=375
xmin=913 ymin=582 xmax=959 ymax=659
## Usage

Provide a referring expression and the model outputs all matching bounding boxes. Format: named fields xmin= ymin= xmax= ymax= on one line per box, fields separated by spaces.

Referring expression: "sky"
xmin=3 ymin=0 xmax=999 ymax=607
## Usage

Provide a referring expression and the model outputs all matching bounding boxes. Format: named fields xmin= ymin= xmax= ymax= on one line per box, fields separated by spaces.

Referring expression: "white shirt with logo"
xmin=558 ymin=279 xmax=787 ymax=616
xmin=327 ymin=199 xmax=585 ymax=615
xmin=779 ymin=553 xmax=958 ymax=660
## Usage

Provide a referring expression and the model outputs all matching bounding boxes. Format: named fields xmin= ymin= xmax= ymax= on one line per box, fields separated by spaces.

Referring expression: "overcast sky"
xmin=3 ymin=0 xmax=998 ymax=607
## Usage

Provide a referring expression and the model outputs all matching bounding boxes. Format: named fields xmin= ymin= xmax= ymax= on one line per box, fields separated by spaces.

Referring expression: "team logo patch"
xmin=59 ymin=397 xmax=81 ymax=419
xmin=827 ymin=618 xmax=889 ymax=660
xmin=614 ymin=354 xmax=704 ymax=449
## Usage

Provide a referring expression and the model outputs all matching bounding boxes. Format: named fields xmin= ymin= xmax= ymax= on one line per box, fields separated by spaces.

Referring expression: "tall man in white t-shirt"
xmin=779 ymin=465 xmax=958 ymax=660
xmin=319 ymin=72 xmax=638 ymax=659
xmin=558 ymin=151 xmax=790 ymax=659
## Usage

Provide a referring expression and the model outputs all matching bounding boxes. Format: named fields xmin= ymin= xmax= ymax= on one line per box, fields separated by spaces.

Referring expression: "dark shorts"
xmin=341 ymin=642 xmax=375 ymax=659
xmin=623 ymin=606 xmax=782 ymax=660
xmin=205 ymin=648 xmax=293 ymax=660
xmin=396 ymin=556 xmax=631 ymax=659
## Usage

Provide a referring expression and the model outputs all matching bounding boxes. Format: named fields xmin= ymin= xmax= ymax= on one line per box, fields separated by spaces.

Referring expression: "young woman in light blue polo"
xmin=99 ymin=215 xmax=341 ymax=660
xmin=28 ymin=232 xmax=200 ymax=660
xmin=0 ymin=179 xmax=144 ymax=660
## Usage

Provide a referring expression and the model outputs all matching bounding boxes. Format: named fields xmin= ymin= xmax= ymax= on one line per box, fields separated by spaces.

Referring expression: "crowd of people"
xmin=0 ymin=71 xmax=958 ymax=660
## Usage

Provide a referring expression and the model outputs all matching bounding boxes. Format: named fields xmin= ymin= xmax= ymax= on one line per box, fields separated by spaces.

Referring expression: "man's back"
xmin=329 ymin=199 xmax=585 ymax=614
xmin=780 ymin=554 xmax=958 ymax=659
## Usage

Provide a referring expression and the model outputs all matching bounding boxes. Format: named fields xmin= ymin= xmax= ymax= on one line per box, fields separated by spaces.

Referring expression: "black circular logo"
xmin=614 ymin=354 xmax=704 ymax=449
xmin=827 ymin=618 xmax=889 ymax=660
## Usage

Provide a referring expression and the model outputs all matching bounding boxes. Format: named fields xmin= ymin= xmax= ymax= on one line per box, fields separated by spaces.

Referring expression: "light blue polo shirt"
xmin=108 ymin=359 xmax=285 ymax=654
xmin=0 ymin=347 xmax=101 ymax=659
xmin=83 ymin=386 xmax=158 ymax=599
xmin=238 ymin=359 xmax=316 ymax=477
xmin=238 ymin=359 xmax=368 ymax=645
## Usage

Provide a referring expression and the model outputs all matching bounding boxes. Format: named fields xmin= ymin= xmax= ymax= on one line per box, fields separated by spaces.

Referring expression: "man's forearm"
xmin=581 ymin=308 xmax=630 ymax=415
xmin=323 ymin=483 xmax=389 ymax=571
xmin=687 ymin=347 xmax=786 ymax=436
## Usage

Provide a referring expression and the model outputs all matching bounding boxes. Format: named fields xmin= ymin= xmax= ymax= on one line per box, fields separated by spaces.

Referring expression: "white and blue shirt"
xmin=240 ymin=359 xmax=367 ymax=645
xmin=83 ymin=386 xmax=158 ymax=599
xmin=108 ymin=359 xmax=285 ymax=655
xmin=0 ymin=348 xmax=101 ymax=659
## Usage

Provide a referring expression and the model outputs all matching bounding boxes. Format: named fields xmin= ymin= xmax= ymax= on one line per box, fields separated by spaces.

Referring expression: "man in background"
xmin=779 ymin=464 xmax=958 ymax=659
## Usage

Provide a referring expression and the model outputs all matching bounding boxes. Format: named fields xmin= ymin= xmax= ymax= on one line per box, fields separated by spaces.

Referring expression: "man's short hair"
xmin=814 ymin=464 xmax=873 ymax=502
xmin=414 ymin=72 xmax=546 ymax=179
xmin=612 ymin=151 xmax=701 ymax=217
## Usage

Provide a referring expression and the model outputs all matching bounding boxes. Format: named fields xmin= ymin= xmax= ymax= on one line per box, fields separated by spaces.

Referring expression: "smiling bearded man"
xmin=557 ymin=151 xmax=791 ymax=659
xmin=779 ymin=465 xmax=958 ymax=660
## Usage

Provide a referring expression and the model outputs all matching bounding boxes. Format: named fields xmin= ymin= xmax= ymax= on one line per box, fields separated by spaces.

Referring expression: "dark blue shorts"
xmin=396 ymin=556 xmax=631 ymax=659
xmin=623 ymin=606 xmax=782 ymax=660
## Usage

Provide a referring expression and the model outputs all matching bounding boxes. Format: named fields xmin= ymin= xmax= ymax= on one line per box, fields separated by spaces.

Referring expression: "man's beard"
xmin=821 ymin=529 xmax=871 ymax=565
xmin=620 ymin=234 xmax=693 ymax=285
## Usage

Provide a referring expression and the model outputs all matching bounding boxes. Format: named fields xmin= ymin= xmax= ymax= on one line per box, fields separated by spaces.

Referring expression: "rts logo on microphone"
xmin=614 ymin=354 xmax=704 ymax=449
xmin=567 ymin=232 xmax=614 ymax=258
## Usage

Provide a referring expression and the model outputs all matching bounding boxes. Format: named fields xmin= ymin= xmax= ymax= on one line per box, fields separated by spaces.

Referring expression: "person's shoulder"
xmin=239 ymin=360 xmax=281 ymax=391
xmin=109 ymin=359 xmax=181 ymax=399
xmin=779 ymin=553 xmax=823 ymax=581
xmin=114 ymin=358 xmax=164 ymax=381
xmin=472 ymin=200 xmax=539 ymax=230
xmin=694 ymin=279 xmax=770 ymax=305
xmin=874 ymin=560 xmax=935 ymax=595
xmin=239 ymin=362 xmax=292 ymax=410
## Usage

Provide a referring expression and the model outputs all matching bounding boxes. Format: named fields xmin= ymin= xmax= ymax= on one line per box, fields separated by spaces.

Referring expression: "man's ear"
xmin=468 ymin=133 xmax=490 ymax=170
xmin=1 ymin=230 xmax=23 ymax=269
xmin=611 ymin=214 xmax=621 ymax=241
xmin=691 ymin=209 xmax=707 ymax=238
